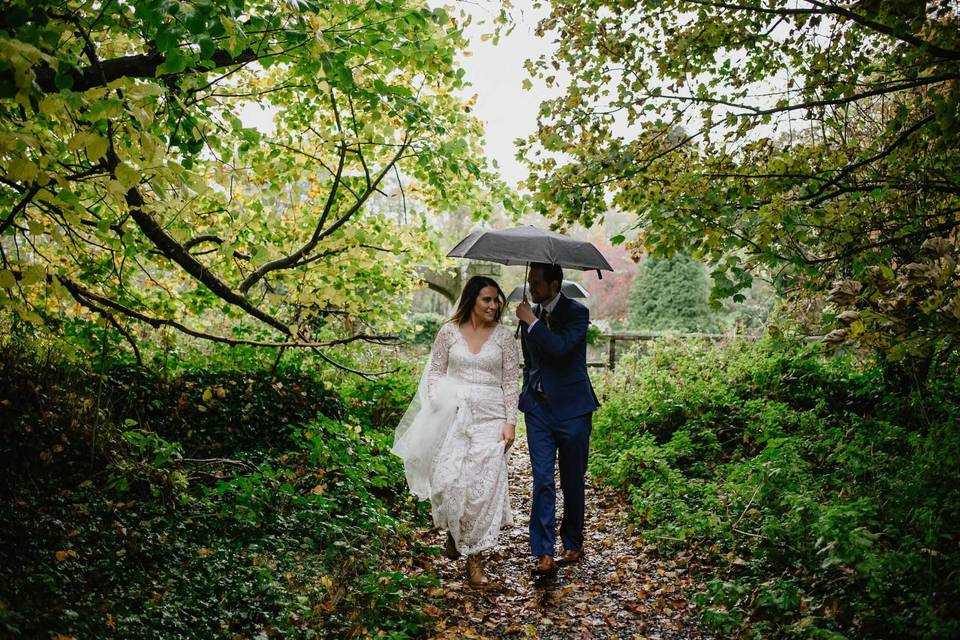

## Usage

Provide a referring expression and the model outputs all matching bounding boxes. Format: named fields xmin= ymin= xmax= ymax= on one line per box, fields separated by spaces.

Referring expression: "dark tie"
xmin=532 ymin=306 xmax=548 ymax=392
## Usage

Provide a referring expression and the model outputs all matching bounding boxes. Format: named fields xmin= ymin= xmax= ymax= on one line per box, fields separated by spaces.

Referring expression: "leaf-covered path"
xmin=403 ymin=426 xmax=713 ymax=639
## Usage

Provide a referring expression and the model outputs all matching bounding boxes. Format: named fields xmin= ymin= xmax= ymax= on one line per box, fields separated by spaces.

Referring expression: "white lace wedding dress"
xmin=420 ymin=321 xmax=519 ymax=555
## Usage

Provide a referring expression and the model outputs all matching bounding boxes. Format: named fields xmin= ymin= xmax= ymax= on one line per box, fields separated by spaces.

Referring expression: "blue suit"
xmin=519 ymin=294 xmax=599 ymax=557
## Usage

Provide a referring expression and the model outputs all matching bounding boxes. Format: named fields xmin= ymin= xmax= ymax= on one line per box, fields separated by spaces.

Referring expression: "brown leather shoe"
xmin=466 ymin=554 xmax=494 ymax=589
xmin=533 ymin=554 xmax=556 ymax=574
xmin=556 ymin=547 xmax=585 ymax=565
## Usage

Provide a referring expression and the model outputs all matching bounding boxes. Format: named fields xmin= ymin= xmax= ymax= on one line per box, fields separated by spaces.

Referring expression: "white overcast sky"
xmin=239 ymin=1 xmax=555 ymax=187
xmin=441 ymin=0 xmax=557 ymax=187
xmin=241 ymin=2 xmax=794 ymax=187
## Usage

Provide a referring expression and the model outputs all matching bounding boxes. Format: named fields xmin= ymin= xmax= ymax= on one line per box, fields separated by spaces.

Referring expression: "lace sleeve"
xmin=426 ymin=323 xmax=453 ymax=401
xmin=500 ymin=325 xmax=520 ymax=425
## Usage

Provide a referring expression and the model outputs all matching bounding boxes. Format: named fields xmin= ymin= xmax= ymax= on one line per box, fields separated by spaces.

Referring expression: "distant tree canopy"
xmin=628 ymin=253 xmax=720 ymax=333
xmin=581 ymin=244 xmax=635 ymax=322
xmin=0 ymin=0 xmax=508 ymax=371
xmin=521 ymin=0 xmax=960 ymax=382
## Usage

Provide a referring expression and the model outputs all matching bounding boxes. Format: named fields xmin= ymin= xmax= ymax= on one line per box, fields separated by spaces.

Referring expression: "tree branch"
xmin=183 ymin=234 xmax=251 ymax=260
xmin=75 ymin=294 xmax=144 ymax=367
xmin=678 ymin=0 xmax=817 ymax=16
xmin=645 ymin=73 xmax=958 ymax=118
xmin=0 ymin=184 xmax=40 ymax=236
xmin=16 ymin=47 xmax=263 ymax=95
xmin=803 ymin=113 xmax=936 ymax=200
xmin=50 ymin=273 xmax=399 ymax=349
xmin=805 ymin=0 xmax=960 ymax=61
xmin=800 ymin=218 xmax=960 ymax=266
xmin=670 ymin=1 xmax=960 ymax=61
xmin=238 ymin=142 xmax=348 ymax=293
xmin=239 ymin=134 xmax=409 ymax=293
xmin=107 ymin=147 xmax=292 ymax=335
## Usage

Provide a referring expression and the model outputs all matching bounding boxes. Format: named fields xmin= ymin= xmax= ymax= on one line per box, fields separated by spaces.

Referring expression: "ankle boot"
xmin=466 ymin=553 xmax=492 ymax=588
xmin=444 ymin=532 xmax=460 ymax=560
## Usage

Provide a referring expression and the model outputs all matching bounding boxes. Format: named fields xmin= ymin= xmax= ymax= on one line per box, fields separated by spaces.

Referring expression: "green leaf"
xmin=8 ymin=158 xmax=38 ymax=182
xmin=157 ymin=48 xmax=188 ymax=75
xmin=115 ymin=162 xmax=141 ymax=190
xmin=54 ymin=69 xmax=74 ymax=90
xmin=198 ymin=35 xmax=216 ymax=59
xmin=0 ymin=270 xmax=16 ymax=289
xmin=84 ymin=134 xmax=109 ymax=162
xmin=155 ymin=27 xmax=179 ymax=52
xmin=20 ymin=265 xmax=45 ymax=287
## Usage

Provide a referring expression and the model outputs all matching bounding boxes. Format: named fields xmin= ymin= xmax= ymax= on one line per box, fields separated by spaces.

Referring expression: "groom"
xmin=515 ymin=262 xmax=600 ymax=574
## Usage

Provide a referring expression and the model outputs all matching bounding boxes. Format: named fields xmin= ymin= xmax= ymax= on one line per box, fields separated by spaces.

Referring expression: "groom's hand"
xmin=516 ymin=301 xmax=535 ymax=325
xmin=501 ymin=423 xmax=516 ymax=452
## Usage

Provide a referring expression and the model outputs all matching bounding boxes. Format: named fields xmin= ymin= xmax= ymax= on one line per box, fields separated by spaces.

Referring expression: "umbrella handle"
xmin=514 ymin=262 xmax=529 ymax=338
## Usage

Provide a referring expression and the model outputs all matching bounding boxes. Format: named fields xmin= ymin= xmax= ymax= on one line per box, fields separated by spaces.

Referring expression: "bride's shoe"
xmin=466 ymin=553 xmax=494 ymax=589
xmin=444 ymin=532 xmax=461 ymax=560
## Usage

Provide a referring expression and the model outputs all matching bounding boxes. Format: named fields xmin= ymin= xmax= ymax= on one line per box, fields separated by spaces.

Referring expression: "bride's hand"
xmin=501 ymin=423 xmax=516 ymax=452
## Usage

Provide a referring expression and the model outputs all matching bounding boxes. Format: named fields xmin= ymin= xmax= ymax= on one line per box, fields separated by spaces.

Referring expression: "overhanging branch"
xmin=239 ymin=142 xmax=348 ymax=293
xmin=50 ymin=273 xmax=400 ymax=349
xmin=239 ymin=134 xmax=409 ymax=294
xmin=16 ymin=47 xmax=261 ymax=95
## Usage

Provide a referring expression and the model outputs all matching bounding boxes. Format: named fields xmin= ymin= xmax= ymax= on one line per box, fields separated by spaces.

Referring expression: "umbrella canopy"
xmin=507 ymin=280 xmax=589 ymax=303
xmin=447 ymin=225 xmax=614 ymax=273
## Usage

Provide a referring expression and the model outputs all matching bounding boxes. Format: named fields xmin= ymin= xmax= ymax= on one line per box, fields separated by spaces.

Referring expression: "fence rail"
xmin=593 ymin=331 xmax=761 ymax=370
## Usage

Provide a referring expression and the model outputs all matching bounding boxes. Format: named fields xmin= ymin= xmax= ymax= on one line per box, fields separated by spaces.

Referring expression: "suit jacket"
xmin=518 ymin=293 xmax=600 ymax=421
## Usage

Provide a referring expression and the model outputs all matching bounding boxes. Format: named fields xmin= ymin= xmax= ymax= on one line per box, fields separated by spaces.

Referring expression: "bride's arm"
xmin=426 ymin=323 xmax=453 ymax=401
xmin=500 ymin=325 xmax=520 ymax=427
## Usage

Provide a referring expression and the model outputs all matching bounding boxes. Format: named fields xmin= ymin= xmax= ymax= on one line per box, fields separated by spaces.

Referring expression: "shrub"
xmin=0 ymin=341 xmax=434 ymax=639
xmin=408 ymin=312 xmax=445 ymax=346
xmin=339 ymin=360 xmax=420 ymax=431
xmin=592 ymin=337 xmax=960 ymax=639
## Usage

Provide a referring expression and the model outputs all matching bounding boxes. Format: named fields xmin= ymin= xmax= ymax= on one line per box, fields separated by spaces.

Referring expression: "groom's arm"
xmin=525 ymin=304 xmax=589 ymax=358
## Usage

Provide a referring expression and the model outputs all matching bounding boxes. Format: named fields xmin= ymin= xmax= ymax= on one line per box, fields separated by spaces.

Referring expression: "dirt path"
xmin=412 ymin=425 xmax=712 ymax=640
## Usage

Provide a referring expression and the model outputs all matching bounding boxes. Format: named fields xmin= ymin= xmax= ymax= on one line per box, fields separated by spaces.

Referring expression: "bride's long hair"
xmin=449 ymin=275 xmax=507 ymax=325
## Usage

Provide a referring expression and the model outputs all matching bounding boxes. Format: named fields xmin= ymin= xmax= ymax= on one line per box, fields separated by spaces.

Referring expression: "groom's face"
xmin=527 ymin=268 xmax=559 ymax=305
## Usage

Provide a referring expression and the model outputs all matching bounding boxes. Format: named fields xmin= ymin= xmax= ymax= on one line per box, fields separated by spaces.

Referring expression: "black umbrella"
xmin=447 ymin=225 xmax=613 ymax=273
xmin=448 ymin=226 xmax=613 ymax=334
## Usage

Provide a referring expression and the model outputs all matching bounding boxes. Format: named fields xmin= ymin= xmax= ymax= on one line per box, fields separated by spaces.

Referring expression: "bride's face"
xmin=472 ymin=286 xmax=501 ymax=324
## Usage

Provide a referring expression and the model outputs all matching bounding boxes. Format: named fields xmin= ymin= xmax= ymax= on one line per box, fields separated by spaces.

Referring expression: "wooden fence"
xmin=592 ymin=332 xmax=759 ymax=370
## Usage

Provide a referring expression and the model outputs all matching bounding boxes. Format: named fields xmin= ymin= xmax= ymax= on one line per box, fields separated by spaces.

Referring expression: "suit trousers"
xmin=525 ymin=395 xmax=592 ymax=557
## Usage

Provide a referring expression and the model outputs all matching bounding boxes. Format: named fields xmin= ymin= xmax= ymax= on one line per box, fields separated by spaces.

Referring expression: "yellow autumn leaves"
xmin=55 ymin=549 xmax=78 ymax=561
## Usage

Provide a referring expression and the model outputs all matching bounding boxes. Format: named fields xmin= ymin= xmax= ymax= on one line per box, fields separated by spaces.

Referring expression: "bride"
xmin=392 ymin=275 xmax=519 ymax=588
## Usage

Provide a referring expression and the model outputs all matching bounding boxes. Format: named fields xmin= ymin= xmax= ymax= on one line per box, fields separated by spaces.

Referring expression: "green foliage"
xmin=718 ymin=277 xmax=777 ymax=335
xmin=339 ymin=360 xmax=421 ymax=431
xmin=0 ymin=0 xmax=512 ymax=368
xmin=586 ymin=322 xmax=603 ymax=346
xmin=408 ymin=312 xmax=445 ymax=346
xmin=108 ymin=428 xmax=187 ymax=497
xmin=521 ymin=0 xmax=960 ymax=374
xmin=0 ymin=340 xmax=433 ymax=638
xmin=628 ymin=254 xmax=720 ymax=333
xmin=592 ymin=338 xmax=960 ymax=639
